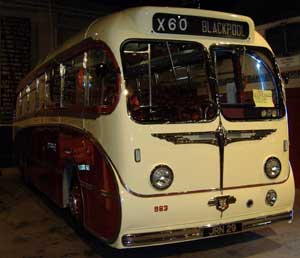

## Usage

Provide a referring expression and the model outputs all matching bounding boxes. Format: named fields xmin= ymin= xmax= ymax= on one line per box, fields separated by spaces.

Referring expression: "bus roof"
xmin=19 ymin=6 xmax=256 ymax=91
xmin=45 ymin=6 xmax=256 ymax=62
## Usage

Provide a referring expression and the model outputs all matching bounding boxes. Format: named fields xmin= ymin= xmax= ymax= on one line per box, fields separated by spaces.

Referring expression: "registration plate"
xmin=203 ymin=223 xmax=242 ymax=237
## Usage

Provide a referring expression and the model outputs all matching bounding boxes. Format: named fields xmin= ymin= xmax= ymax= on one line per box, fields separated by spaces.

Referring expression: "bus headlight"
xmin=265 ymin=190 xmax=277 ymax=206
xmin=150 ymin=165 xmax=173 ymax=190
xmin=264 ymin=157 xmax=281 ymax=179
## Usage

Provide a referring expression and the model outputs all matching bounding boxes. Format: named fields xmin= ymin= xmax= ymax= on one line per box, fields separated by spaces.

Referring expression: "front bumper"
xmin=122 ymin=210 xmax=293 ymax=247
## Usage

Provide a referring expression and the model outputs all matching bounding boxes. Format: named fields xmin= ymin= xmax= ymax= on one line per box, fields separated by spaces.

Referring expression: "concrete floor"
xmin=0 ymin=168 xmax=299 ymax=258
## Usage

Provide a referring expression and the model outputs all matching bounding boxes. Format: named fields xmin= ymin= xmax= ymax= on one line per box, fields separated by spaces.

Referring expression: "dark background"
xmin=88 ymin=0 xmax=300 ymax=25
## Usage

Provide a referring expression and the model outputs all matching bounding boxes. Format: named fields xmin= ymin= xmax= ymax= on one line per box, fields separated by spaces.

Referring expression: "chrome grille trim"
xmin=122 ymin=210 xmax=293 ymax=247
xmin=151 ymin=129 xmax=276 ymax=146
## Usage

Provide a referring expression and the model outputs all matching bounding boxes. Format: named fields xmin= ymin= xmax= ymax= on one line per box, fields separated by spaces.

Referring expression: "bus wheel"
xmin=69 ymin=179 xmax=83 ymax=225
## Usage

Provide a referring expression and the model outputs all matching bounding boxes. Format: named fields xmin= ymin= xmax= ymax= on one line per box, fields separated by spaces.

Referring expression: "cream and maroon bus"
xmin=14 ymin=6 xmax=294 ymax=248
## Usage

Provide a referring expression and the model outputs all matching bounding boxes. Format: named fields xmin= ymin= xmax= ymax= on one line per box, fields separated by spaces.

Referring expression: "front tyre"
xmin=69 ymin=179 xmax=83 ymax=226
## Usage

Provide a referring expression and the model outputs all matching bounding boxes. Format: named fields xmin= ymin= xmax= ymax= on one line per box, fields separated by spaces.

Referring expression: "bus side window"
xmin=36 ymin=74 xmax=45 ymax=111
xmin=76 ymin=67 xmax=84 ymax=105
xmin=46 ymin=67 xmax=60 ymax=108
xmin=65 ymin=53 xmax=85 ymax=107
xmin=87 ymin=48 xmax=118 ymax=108
xmin=29 ymin=82 xmax=35 ymax=114
xmin=29 ymin=44 xmax=119 ymax=114
xmin=62 ymin=58 xmax=81 ymax=107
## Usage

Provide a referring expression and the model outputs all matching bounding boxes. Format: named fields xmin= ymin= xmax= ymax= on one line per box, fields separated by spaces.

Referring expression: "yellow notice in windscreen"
xmin=253 ymin=89 xmax=274 ymax=107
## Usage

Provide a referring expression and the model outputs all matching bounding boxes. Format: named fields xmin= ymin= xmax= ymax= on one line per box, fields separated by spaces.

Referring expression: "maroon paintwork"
xmin=15 ymin=37 xmax=123 ymax=243
xmin=16 ymin=126 xmax=121 ymax=243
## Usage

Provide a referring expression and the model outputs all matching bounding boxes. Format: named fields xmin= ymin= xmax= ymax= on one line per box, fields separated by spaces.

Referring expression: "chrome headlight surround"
xmin=265 ymin=189 xmax=277 ymax=206
xmin=264 ymin=157 xmax=281 ymax=179
xmin=150 ymin=165 xmax=174 ymax=190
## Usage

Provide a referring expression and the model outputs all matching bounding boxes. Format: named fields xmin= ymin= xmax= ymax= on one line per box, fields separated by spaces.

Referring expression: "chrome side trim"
xmin=120 ymin=172 xmax=290 ymax=198
xmin=122 ymin=210 xmax=293 ymax=247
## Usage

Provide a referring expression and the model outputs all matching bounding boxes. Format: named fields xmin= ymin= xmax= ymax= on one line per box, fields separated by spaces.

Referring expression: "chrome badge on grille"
xmin=208 ymin=195 xmax=237 ymax=212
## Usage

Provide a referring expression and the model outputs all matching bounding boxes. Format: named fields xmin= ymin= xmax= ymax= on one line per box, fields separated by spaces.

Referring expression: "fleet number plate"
xmin=203 ymin=223 xmax=242 ymax=237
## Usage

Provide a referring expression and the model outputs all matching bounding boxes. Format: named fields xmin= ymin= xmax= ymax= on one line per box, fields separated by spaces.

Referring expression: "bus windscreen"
xmin=213 ymin=46 xmax=285 ymax=120
xmin=122 ymin=41 xmax=216 ymax=123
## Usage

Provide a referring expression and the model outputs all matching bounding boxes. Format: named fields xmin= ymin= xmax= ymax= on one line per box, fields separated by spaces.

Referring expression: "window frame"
xmin=120 ymin=38 xmax=218 ymax=124
xmin=210 ymin=44 xmax=286 ymax=121
xmin=16 ymin=38 xmax=121 ymax=120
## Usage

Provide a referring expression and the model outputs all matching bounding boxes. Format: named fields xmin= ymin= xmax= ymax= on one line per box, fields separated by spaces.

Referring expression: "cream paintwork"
xmin=111 ymin=167 xmax=294 ymax=248
xmin=222 ymin=116 xmax=290 ymax=187
xmin=14 ymin=7 xmax=295 ymax=248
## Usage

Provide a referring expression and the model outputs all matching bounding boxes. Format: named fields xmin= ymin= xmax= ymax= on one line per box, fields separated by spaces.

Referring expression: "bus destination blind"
xmin=152 ymin=13 xmax=250 ymax=39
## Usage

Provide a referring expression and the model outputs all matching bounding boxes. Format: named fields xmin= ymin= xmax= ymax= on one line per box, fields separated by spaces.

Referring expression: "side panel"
xmin=60 ymin=133 xmax=121 ymax=242
xmin=19 ymin=128 xmax=62 ymax=206
xmin=16 ymin=125 xmax=122 ymax=243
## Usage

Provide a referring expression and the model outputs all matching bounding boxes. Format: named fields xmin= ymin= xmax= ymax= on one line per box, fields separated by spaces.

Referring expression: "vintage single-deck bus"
xmin=14 ymin=7 xmax=295 ymax=248
xmin=257 ymin=18 xmax=300 ymax=188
